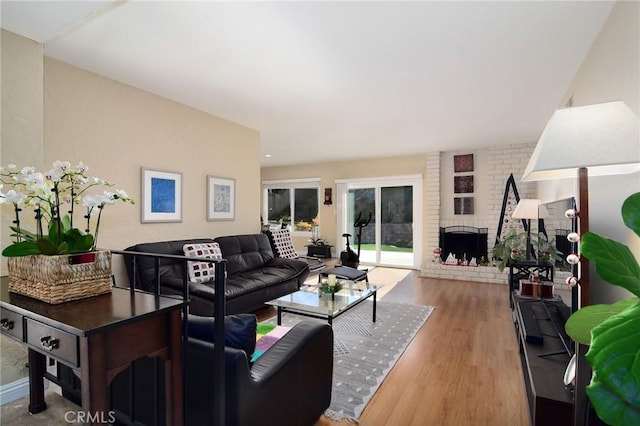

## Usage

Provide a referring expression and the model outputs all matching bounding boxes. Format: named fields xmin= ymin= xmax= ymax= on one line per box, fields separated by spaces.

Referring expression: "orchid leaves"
xmin=1 ymin=214 xmax=94 ymax=256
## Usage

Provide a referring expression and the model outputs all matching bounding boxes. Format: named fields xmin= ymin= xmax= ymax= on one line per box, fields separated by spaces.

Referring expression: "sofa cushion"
xmin=183 ymin=242 xmax=223 ymax=283
xmin=224 ymin=259 xmax=309 ymax=299
xmin=214 ymin=234 xmax=275 ymax=276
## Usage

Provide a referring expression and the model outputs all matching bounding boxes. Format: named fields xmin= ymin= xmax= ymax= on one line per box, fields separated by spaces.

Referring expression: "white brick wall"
xmin=421 ymin=142 xmax=537 ymax=281
xmin=423 ymin=152 xmax=441 ymax=269
xmin=421 ymin=262 xmax=510 ymax=284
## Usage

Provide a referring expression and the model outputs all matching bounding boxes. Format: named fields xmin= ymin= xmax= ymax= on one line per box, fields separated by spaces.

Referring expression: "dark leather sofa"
xmin=124 ymin=234 xmax=310 ymax=315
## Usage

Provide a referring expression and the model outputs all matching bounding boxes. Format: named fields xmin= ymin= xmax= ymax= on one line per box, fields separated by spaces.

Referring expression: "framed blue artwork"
xmin=141 ymin=168 xmax=182 ymax=223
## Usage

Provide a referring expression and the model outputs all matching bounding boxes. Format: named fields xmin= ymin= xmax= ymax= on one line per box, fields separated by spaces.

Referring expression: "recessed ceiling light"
xmin=265 ymin=154 xmax=272 ymax=158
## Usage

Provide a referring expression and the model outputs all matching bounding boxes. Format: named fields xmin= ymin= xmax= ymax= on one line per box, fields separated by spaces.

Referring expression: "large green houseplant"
xmin=565 ymin=192 xmax=640 ymax=426
xmin=492 ymin=228 xmax=561 ymax=272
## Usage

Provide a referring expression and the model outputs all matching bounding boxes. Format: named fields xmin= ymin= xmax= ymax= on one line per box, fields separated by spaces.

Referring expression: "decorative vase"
xmin=311 ymin=224 xmax=320 ymax=240
xmin=7 ymin=250 xmax=112 ymax=304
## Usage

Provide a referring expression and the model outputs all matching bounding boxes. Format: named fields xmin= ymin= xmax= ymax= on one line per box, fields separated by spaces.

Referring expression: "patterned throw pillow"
xmin=269 ymin=229 xmax=299 ymax=259
xmin=183 ymin=242 xmax=223 ymax=283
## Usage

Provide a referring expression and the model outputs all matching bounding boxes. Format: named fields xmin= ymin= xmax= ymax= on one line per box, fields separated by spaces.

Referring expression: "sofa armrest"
xmin=266 ymin=257 xmax=311 ymax=284
xmin=251 ymin=321 xmax=332 ymax=382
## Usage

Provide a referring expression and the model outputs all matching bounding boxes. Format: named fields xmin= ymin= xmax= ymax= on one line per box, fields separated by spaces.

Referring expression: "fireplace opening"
xmin=439 ymin=226 xmax=488 ymax=263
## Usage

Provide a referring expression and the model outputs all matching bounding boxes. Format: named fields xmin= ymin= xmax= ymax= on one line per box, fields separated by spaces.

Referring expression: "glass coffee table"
xmin=266 ymin=281 xmax=383 ymax=326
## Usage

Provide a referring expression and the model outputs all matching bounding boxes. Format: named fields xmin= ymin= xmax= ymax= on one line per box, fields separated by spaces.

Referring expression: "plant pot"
xmin=7 ymin=250 xmax=112 ymax=304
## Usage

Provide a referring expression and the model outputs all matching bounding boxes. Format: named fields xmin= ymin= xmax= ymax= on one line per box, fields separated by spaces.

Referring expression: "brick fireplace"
xmin=438 ymin=226 xmax=488 ymax=264
xmin=421 ymin=144 xmax=537 ymax=284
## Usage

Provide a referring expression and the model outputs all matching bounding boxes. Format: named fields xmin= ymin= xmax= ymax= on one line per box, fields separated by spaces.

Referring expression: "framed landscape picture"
xmin=207 ymin=176 xmax=235 ymax=221
xmin=141 ymin=168 xmax=182 ymax=223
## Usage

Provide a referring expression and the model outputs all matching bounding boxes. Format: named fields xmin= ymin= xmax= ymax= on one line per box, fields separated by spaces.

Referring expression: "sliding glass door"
xmin=339 ymin=176 xmax=422 ymax=269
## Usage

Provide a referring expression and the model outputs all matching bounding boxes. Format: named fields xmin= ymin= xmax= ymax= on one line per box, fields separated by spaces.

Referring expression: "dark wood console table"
xmin=0 ymin=278 xmax=186 ymax=425
xmin=511 ymin=290 xmax=573 ymax=426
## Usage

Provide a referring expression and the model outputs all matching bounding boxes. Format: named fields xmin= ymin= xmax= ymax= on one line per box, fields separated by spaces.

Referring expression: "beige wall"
xmin=1 ymin=30 xmax=45 ymax=275
xmin=1 ymin=34 xmax=263 ymax=278
xmin=0 ymin=29 xmax=45 ymax=388
xmin=546 ymin=0 xmax=640 ymax=304
xmin=43 ymin=58 xmax=261 ymax=251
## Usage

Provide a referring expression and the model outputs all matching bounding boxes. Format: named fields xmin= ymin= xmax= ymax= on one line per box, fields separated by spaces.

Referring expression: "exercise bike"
xmin=340 ymin=211 xmax=372 ymax=269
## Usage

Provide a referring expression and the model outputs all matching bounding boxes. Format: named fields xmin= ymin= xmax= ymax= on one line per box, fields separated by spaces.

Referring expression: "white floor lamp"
xmin=521 ymin=100 xmax=639 ymax=426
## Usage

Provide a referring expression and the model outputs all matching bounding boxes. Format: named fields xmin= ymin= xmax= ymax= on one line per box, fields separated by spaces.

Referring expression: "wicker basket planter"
xmin=7 ymin=250 xmax=112 ymax=304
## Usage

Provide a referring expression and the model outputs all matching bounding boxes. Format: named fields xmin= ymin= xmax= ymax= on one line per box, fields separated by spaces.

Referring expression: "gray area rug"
xmin=270 ymin=300 xmax=435 ymax=421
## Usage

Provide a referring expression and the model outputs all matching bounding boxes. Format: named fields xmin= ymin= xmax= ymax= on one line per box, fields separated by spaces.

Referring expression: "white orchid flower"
xmin=74 ymin=162 xmax=88 ymax=174
xmin=114 ymin=189 xmax=130 ymax=200
xmin=26 ymin=172 xmax=45 ymax=184
xmin=53 ymin=160 xmax=71 ymax=173
xmin=101 ymin=192 xmax=116 ymax=205
xmin=3 ymin=190 xmax=26 ymax=204
xmin=45 ymin=168 xmax=63 ymax=182
xmin=82 ymin=195 xmax=102 ymax=209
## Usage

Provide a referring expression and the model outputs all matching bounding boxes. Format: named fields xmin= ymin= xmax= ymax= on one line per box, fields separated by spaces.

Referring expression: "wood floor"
xmin=1 ymin=270 xmax=531 ymax=425
xmin=265 ymin=271 xmax=531 ymax=426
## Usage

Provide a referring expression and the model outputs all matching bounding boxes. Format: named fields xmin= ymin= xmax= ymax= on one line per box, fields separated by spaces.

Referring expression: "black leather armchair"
xmin=186 ymin=314 xmax=334 ymax=426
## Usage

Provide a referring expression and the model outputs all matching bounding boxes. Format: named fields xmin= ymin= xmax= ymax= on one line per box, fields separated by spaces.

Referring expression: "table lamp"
xmin=512 ymin=199 xmax=542 ymax=260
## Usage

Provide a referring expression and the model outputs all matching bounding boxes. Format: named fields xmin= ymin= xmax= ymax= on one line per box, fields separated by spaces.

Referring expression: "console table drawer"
xmin=0 ymin=308 xmax=23 ymax=340
xmin=25 ymin=318 xmax=79 ymax=367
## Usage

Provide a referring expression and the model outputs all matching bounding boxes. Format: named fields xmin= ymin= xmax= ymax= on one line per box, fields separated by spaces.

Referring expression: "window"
xmin=263 ymin=179 xmax=320 ymax=234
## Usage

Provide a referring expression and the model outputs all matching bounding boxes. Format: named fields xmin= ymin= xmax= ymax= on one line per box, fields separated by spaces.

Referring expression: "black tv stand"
xmin=511 ymin=291 xmax=574 ymax=426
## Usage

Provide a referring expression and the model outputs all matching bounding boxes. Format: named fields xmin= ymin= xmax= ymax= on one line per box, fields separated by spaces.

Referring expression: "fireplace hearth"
xmin=439 ymin=226 xmax=488 ymax=263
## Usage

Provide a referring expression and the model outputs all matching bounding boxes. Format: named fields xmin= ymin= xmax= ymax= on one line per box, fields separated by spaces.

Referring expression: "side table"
xmin=0 ymin=278 xmax=186 ymax=425
xmin=306 ymin=245 xmax=333 ymax=258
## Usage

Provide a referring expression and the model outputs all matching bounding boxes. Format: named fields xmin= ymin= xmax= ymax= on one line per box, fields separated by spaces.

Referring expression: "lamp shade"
xmin=512 ymin=199 xmax=542 ymax=219
xmin=522 ymin=101 xmax=640 ymax=181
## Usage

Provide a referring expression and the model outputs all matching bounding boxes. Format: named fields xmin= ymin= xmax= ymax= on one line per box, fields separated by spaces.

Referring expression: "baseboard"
xmin=0 ymin=377 xmax=49 ymax=406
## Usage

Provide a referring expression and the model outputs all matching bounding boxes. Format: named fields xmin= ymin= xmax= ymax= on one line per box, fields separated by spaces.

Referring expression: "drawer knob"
xmin=40 ymin=336 xmax=59 ymax=351
xmin=0 ymin=319 xmax=14 ymax=331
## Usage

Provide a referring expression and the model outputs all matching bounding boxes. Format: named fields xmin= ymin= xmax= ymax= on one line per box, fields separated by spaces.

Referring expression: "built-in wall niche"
xmin=453 ymin=154 xmax=474 ymax=215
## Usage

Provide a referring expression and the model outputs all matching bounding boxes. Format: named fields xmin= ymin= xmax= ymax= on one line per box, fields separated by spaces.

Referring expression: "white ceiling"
xmin=1 ymin=1 xmax=615 ymax=167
